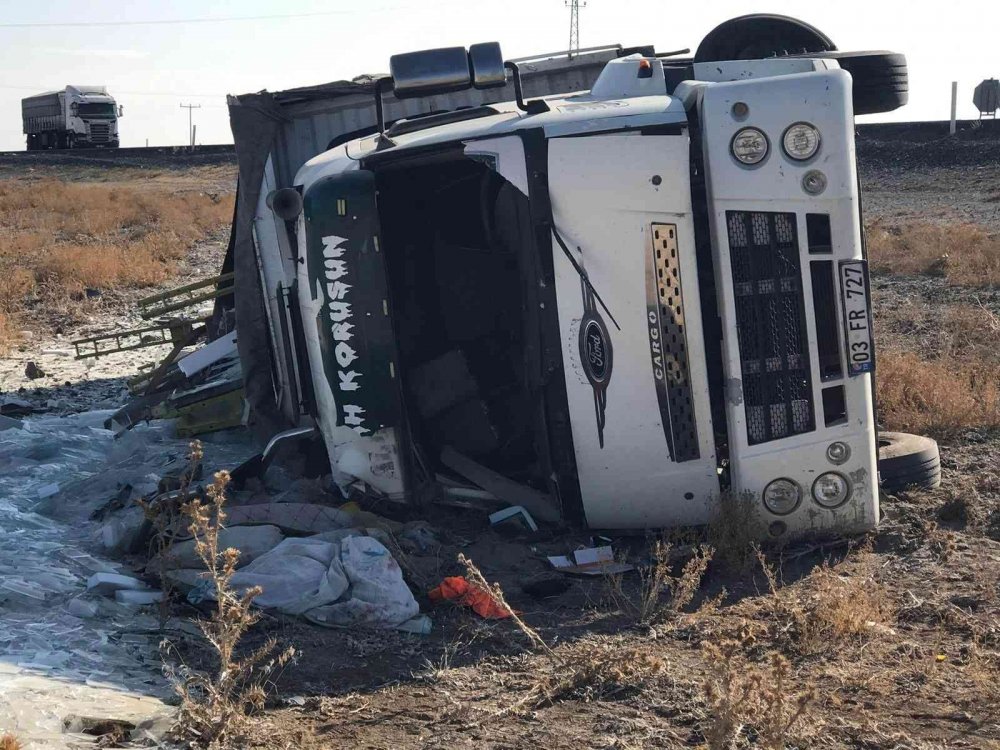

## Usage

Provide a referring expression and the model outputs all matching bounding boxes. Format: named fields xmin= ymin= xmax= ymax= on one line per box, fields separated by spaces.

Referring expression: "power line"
xmin=0 ymin=83 xmax=224 ymax=97
xmin=0 ymin=6 xmax=455 ymax=29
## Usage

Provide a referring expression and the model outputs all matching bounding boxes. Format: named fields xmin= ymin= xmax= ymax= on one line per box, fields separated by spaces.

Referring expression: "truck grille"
xmin=726 ymin=211 xmax=815 ymax=445
xmin=89 ymin=123 xmax=110 ymax=142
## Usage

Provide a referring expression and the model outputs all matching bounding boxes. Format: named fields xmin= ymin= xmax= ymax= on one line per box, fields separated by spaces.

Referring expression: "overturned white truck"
xmin=222 ymin=14 xmax=937 ymax=540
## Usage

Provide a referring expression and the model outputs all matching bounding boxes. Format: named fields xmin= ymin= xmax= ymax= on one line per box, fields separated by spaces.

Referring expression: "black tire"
xmin=878 ymin=431 xmax=941 ymax=493
xmin=695 ymin=14 xmax=836 ymax=63
xmin=815 ymin=51 xmax=908 ymax=115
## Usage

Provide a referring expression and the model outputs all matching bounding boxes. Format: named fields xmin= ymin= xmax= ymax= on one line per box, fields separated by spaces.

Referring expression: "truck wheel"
xmin=817 ymin=51 xmax=908 ymax=115
xmin=878 ymin=431 xmax=941 ymax=493
xmin=694 ymin=14 xmax=836 ymax=63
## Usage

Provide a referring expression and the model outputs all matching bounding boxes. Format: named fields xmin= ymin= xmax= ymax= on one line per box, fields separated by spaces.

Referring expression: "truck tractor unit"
xmin=22 ymin=85 xmax=122 ymax=150
xmin=227 ymin=14 xmax=926 ymax=540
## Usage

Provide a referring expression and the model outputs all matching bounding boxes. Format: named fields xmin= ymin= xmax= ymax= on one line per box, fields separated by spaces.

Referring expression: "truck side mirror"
xmin=118 ymin=105 xmax=124 ymax=117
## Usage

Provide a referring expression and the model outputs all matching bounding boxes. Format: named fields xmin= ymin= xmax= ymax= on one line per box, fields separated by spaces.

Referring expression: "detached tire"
xmin=695 ymin=14 xmax=836 ymax=63
xmin=818 ymin=51 xmax=908 ymax=115
xmin=878 ymin=431 xmax=941 ymax=493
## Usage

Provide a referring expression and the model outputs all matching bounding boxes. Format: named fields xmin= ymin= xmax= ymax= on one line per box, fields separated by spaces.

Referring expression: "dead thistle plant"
xmin=702 ymin=639 xmax=816 ymax=750
xmin=164 ymin=469 xmax=295 ymax=748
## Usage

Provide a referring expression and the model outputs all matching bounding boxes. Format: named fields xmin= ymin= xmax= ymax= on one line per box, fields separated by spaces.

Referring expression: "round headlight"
xmin=782 ymin=122 xmax=821 ymax=161
xmin=826 ymin=441 xmax=851 ymax=465
xmin=812 ymin=472 xmax=851 ymax=508
xmin=731 ymin=127 xmax=768 ymax=166
xmin=762 ymin=478 xmax=801 ymax=515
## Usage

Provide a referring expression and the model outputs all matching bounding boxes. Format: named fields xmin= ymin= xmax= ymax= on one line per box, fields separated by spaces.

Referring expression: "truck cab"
xmin=243 ymin=15 xmax=907 ymax=540
xmin=23 ymin=85 xmax=121 ymax=150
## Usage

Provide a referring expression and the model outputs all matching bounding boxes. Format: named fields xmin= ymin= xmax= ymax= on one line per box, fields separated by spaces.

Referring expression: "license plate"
xmin=839 ymin=260 xmax=875 ymax=375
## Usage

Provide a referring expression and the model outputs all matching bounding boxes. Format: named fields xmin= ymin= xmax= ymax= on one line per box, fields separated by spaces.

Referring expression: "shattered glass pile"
xmin=0 ymin=411 xmax=253 ymax=747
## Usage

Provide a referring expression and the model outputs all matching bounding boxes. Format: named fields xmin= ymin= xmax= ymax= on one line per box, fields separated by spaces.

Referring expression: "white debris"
xmin=87 ymin=572 xmax=149 ymax=596
xmin=65 ymin=597 xmax=100 ymax=619
xmin=152 ymin=524 xmax=284 ymax=571
xmin=115 ymin=589 xmax=165 ymax=605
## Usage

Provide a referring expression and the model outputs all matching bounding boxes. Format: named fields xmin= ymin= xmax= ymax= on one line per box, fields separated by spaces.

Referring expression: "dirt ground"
xmin=3 ymin=135 xmax=1000 ymax=748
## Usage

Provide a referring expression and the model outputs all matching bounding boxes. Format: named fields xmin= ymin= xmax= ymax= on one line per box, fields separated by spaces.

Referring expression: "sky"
xmin=0 ymin=0 xmax=995 ymax=150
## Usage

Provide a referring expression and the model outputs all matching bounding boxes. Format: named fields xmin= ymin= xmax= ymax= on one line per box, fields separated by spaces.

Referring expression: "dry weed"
xmin=708 ymin=490 xmax=759 ymax=572
xmin=702 ymin=640 xmax=816 ymax=750
xmin=867 ymin=221 xmax=1000 ymax=287
xmin=754 ymin=548 xmax=894 ymax=657
xmin=605 ymin=539 xmax=714 ymax=625
xmin=459 ymin=554 xmax=665 ymax=713
xmin=0 ymin=734 xmax=21 ymax=750
xmin=876 ymin=348 xmax=1000 ymax=438
xmin=164 ymin=469 xmax=295 ymax=748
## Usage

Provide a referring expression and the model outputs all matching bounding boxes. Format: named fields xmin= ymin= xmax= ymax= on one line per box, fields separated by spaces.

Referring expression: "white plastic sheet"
xmin=206 ymin=534 xmax=419 ymax=628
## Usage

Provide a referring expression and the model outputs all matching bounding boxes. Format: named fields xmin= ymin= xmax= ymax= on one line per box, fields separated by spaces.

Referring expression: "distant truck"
xmin=22 ymin=85 xmax=122 ymax=150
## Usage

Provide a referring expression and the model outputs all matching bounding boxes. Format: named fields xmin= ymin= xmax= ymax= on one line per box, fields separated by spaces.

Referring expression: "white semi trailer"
xmin=228 ymin=15 xmax=939 ymax=540
xmin=22 ymin=85 xmax=122 ymax=150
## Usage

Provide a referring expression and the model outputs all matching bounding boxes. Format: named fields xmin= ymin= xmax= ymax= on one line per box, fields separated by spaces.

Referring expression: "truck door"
xmin=547 ymin=134 xmax=720 ymax=528
xmin=298 ymin=170 xmax=406 ymax=498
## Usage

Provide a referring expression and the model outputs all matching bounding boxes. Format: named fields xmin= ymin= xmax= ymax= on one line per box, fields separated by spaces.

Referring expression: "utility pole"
xmin=950 ymin=82 xmax=958 ymax=135
xmin=179 ymin=102 xmax=201 ymax=148
xmin=565 ymin=0 xmax=585 ymax=57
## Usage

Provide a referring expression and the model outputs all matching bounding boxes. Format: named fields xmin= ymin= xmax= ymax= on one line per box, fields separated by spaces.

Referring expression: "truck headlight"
xmin=812 ymin=472 xmax=850 ymax=508
xmin=762 ymin=478 xmax=801 ymax=515
xmin=731 ymin=127 xmax=768 ymax=166
xmin=782 ymin=122 xmax=821 ymax=161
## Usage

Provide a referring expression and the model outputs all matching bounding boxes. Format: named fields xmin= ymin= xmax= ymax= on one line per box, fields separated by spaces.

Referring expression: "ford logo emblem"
xmin=580 ymin=316 xmax=612 ymax=386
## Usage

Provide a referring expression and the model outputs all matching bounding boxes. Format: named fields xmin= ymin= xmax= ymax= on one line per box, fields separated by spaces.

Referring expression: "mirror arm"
xmin=374 ymin=77 xmax=397 ymax=149
xmin=504 ymin=61 xmax=528 ymax=112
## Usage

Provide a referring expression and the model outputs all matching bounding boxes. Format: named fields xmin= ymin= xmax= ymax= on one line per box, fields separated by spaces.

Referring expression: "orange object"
xmin=428 ymin=576 xmax=512 ymax=619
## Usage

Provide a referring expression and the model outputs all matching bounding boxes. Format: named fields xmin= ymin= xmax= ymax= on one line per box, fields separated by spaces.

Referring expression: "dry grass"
xmin=876 ymin=348 xmax=1000 ymax=438
xmin=0 ymin=178 xmax=232 ymax=351
xmin=164 ymin=468 xmax=295 ymax=748
xmin=867 ymin=221 xmax=1000 ymax=287
xmin=0 ymin=734 xmax=21 ymax=750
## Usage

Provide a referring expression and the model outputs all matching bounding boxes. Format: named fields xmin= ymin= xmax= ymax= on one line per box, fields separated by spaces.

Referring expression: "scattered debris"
xmin=489 ymin=505 xmax=539 ymax=532
xmin=115 ymin=589 xmax=165 ymax=605
xmin=548 ymin=546 xmax=633 ymax=576
xmin=0 ymin=414 xmax=22 ymax=431
xmin=440 ymin=446 xmax=560 ymax=523
xmin=86 ymin=572 xmax=149 ymax=596
xmin=150 ymin=524 xmax=284 ymax=572
xmin=428 ymin=576 xmax=513 ymax=619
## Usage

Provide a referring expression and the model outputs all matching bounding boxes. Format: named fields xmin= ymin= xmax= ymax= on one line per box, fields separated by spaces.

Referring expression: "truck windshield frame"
xmin=78 ymin=103 xmax=116 ymax=118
